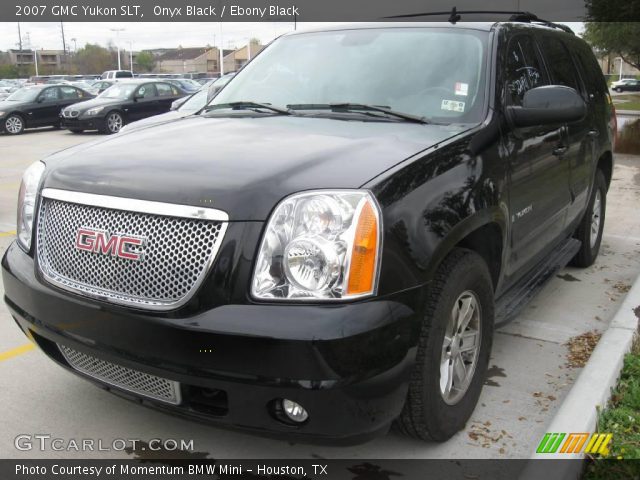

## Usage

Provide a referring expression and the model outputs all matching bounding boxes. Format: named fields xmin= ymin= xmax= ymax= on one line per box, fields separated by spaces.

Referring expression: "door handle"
xmin=553 ymin=145 xmax=568 ymax=156
xmin=587 ymin=129 xmax=599 ymax=138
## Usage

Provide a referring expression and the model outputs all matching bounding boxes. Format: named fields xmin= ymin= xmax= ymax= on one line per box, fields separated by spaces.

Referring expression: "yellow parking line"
xmin=0 ymin=230 xmax=16 ymax=237
xmin=0 ymin=343 xmax=35 ymax=362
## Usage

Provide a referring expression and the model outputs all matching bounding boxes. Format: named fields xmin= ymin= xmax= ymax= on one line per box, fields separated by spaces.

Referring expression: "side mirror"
xmin=506 ymin=85 xmax=586 ymax=128
xmin=133 ymin=93 xmax=143 ymax=101
xmin=36 ymin=96 xmax=45 ymax=103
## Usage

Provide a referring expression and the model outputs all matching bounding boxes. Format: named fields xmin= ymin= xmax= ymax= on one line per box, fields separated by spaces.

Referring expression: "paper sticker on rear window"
xmin=455 ymin=82 xmax=469 ymax=96
xmin=441 ymin=99 xmax=465 ymax=113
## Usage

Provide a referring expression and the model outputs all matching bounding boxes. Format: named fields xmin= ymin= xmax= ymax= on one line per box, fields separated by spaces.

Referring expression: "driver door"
xmin=503 ymin=34 xmax=572 ymax=278
xmin=31 ymin=87 xmax=62 ymax=126
xmin=126 ymin=83 xmax=158 ymax=122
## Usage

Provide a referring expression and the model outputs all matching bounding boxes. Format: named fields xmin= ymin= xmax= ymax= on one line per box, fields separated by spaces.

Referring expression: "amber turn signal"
xmin=347 ymin=199 xmax=379 ymax=296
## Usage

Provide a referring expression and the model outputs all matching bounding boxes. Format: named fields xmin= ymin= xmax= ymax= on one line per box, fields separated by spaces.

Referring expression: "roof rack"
xmin=384 ymin=7 xmax=574 ymax=34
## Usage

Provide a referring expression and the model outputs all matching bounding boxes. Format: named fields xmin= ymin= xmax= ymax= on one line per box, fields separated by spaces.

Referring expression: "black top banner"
xmin=3 ymin=0 xmax=589 ymax=22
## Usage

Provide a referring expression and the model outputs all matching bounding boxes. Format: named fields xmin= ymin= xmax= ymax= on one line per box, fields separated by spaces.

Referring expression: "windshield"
xmin=5 ymin=88 xmax=40 ymax=102
xmin=211 ymin=27 xmax=488 ymax=122
xmin=179 ymin=89 xmax=209 ymax=112
xmin=99 ymin=84 xmax=136 ymax=99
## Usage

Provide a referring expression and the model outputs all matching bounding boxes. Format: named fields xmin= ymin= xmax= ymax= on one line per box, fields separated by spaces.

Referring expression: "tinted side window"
xmin=41 ymin=87 xmax=60 ymax=101
xmin=156 ymin=83 xmax=174 ymax=97
xmin=116 ymin=71 xmax=133 ymax=78
xmin=505 ymin=35 xmax=547 ymax=106
xmin=573 ymin=42 xmax=608 ymax=96
xmin=136 ymin=84 xmax=157 ymax=98
xmin=540 ymin=36 xmax=580 ymax=91
xmin=59 ymin=86 xmax=79 ymax=99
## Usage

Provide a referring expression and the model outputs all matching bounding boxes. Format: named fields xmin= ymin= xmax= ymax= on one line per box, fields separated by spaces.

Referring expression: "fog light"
xmin=282 ymin=399 xmax=308 ymax=423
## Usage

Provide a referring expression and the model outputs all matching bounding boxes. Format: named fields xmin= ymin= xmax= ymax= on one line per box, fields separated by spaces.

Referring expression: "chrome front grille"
xmin=58 ymin=344 xmax=181 ymax=404
xmin=37 ymin=189 xmax=228 ymax=310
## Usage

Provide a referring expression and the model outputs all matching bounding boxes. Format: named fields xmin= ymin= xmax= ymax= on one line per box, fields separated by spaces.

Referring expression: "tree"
xmin=0 ymin=64 xmax=20 ymax=78
xmin=583 ymin=0 xmax=640 ymax=70
xmin=136 ymin=51 xmax=155 ymax=72
xmin=583 ymin=23 xmax=640 ymax=70
xmin=73 ymin=43 xmax=116 ymax=75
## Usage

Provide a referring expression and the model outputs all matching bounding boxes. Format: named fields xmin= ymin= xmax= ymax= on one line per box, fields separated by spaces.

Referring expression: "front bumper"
xmin=61 ymin=116 xmax=102 ymax=130
xmin=2 ymin=242 xmax=423 ymax=443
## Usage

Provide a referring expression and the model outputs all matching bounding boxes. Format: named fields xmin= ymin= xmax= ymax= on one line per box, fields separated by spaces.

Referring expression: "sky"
xmin=0 ymin=22 xmax=584 ymax=52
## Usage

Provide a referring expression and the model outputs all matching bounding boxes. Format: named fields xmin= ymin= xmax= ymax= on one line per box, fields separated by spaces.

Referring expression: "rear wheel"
xmin=571 ymin=170 xmax=607 ymax=268
xmin=4 ymin=114 xmax=25 ymax=135
xmin=101 ymin=111 xmax=124 ymax=134
xmin=395 ymin=249 xmax=494 ymax=441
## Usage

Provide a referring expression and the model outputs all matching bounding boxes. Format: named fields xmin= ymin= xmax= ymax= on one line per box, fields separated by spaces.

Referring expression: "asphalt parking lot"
xmin=1 ymin=127 xmax=639 ymax=460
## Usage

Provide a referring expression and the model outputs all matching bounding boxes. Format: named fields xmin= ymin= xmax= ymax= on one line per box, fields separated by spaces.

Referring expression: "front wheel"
xmin=101 ymin=111 xmax=124 ymax=134
xmin=571 ymin=170 xmax=607 ymax=267
xmin=4 ymin=114 xmax=25 ymax=135
xmin=395 ymin=249 xmax=494 ymax=442
xmin=615 ymin=87 xmax=622 ymax=93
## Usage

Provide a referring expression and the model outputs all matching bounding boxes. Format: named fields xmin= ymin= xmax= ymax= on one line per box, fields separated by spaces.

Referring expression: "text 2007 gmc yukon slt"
xmin=2 ymin=22 xmax=615 ymax=443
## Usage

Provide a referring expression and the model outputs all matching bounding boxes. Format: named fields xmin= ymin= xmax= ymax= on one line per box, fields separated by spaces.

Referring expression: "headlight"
xmin=17 ymin=161 xmax=45 ymax=251
xmin=85 ymin=106 xmax=104 ymax=116
xmin=0 ymin=111 xmax=5 ymax=116
xmin=252 ymin=190 xmax=382 ymax=301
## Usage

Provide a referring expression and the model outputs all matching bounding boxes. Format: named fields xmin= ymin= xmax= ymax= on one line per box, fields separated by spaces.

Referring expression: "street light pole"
xmin=33 ymin=48 xmax=39 ymax=76
xmin=219 ymin=23 xmax=224 ymax=76
xmin=616 ymin=57 xmax=623 ymax=81
xmin=110 ymin=28 xmax=125 ymax=70
xmin=129 ymin=41 xmax=134 ymax=74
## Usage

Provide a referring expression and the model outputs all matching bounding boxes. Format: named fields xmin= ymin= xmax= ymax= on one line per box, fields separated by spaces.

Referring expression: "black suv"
xmin=2 ymin=22 xmax=614 ymax=443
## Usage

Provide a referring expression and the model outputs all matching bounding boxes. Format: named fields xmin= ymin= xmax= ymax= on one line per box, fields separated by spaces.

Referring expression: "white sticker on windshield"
xmin=455 ymin=82 xmax=469 ymax=96
xmin=441 ymin=99 xmax=465 ymax=113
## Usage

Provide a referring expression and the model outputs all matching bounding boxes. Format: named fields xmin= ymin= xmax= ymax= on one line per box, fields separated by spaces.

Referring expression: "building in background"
xmin=223 ymin=41 xmax=264 ymax=73
xmin=597 ymin=53 xmax=640 ymax=80
xmin=155 ymin=47 xmax=234 ymax=75
xmin=7 ymin=49 xmax=67 ymax=74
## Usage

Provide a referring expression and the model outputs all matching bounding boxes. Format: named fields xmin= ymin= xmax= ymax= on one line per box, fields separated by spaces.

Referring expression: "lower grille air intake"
xmin=58 ymin=344 xmax=181 ymax=405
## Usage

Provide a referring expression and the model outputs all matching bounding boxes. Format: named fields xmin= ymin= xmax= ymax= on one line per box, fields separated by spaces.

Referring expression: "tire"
xmin=615 ymin=87 xmax=622 ymax=93
xmin=4 ymin=114 xmax=25 ymax=135
xmin=69 ymin=129 xmax=84 ymax=134
xmin=571 ymin=170 xmax=607 ymax=268
xmin=101 ymin=111 xmax=124 ymax=134
xmin=395 ymin=248 xmax=494 ymax=441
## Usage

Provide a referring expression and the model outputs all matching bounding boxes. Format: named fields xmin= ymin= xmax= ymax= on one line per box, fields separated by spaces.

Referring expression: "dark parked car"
xmin=3 ymin=21 xmax=614 ymax=443
xmin=0 ymin=85 xmax=94 ymax=135
xmin=60 ymin=80 xmax=186 ymax=134
xmin=611 ymin=78 xmax=640 ymax=92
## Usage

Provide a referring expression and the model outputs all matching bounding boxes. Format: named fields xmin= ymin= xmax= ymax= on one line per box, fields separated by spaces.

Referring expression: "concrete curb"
xmin=519 ymin=273 xmax=640 ymax=479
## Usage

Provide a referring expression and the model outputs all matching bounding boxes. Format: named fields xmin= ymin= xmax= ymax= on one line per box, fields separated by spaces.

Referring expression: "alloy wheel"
xmin=5 ymin=115 xmax=23 ymax=134
xmin=440 ymin=290 xmax=482 ymax=405
xmin=590 ymin=189 xmax=602 ymax=248
xmin=106 ymin=113 xmax=123 ymax=133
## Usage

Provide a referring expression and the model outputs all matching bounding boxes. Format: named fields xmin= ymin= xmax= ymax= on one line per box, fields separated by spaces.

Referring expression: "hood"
xmin=120 ymin=110 xmax=187 ymax=133
xmin=42 ymin=115 xmax=470 ymax=221
xmin=65 ymin=97 xmax=123 ymax=112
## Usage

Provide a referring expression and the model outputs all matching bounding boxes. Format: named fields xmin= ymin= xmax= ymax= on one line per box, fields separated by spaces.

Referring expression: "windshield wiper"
xmin=204 ymin=101 xmax=293 ymax=115
xmin=288 ymin=103 xmax=429 ymax=124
